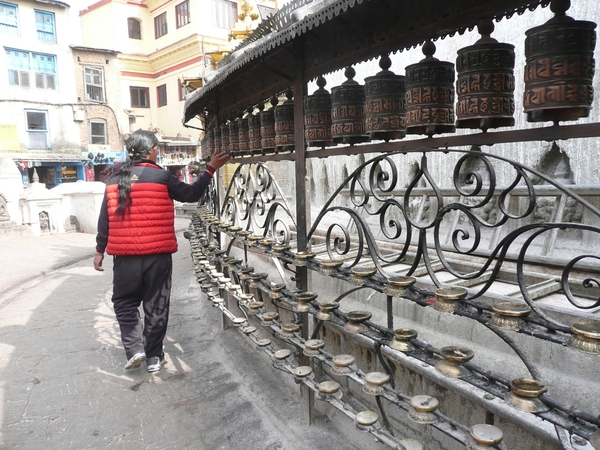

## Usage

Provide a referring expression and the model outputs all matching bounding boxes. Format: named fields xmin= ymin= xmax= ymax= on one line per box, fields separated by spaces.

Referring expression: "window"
xmin=6 ymin=49 xmax=29 ymax=87
xmin=154 ymin=12 xmax=167 ymax=39
xmin=26 ymin=110 xmax=49 ymax=149
xmin=128 ymin=17 xmax=141 ymax=39
xmin=84 ymin=67 xmax=105 ymax=102
xmin=212 ymin=0 xmax=237 ymax=29
xmin=176 ymin=1 xmax=190 ymax=28
xmin=89 ymin=120 xmax=107 ymax=144
xmin=32 ymin=53 xmax=56 ymax=89
xmin=130 ymin=86 xmax=150 ymax=108
xmin=0 ymin=1 xmax=17 ymax=35
xmin=157 ymin=84 xmax=167 ymax=107
xmin=35 ymin=10 xmax=55 ymax=42
xmin=7 ymin=49 xmax=56 ymax=90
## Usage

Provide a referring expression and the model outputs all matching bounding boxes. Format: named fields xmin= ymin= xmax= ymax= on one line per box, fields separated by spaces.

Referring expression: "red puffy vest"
xmin=105 ymin=163 xmax=178 ymax=255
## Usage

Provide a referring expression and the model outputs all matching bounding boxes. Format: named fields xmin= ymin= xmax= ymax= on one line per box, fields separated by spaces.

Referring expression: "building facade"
xmin=79 ymin=0 xmax=275 ymax=182
xmin=0 ymin=0 xmax=88 ymax=188
xmin=71 ymin=46 xmax=127 ymax=182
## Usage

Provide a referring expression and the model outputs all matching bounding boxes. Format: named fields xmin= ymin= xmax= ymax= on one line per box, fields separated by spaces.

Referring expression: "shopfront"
xmin=157 ymin=142 xmax=197 ymax=183
xmin=83 ymin=147 xmax=127 ymax=182
xmin=12 ymin=153 xmax=89 ymax=188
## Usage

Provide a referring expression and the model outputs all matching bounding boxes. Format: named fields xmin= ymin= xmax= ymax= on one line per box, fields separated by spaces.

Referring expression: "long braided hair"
xmin=115 ymin=130 xmax=158 ymax=218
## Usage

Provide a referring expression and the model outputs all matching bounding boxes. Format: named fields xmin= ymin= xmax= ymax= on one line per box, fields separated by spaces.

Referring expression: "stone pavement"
xmin=0 ymin=218 xmax=363 ymax=450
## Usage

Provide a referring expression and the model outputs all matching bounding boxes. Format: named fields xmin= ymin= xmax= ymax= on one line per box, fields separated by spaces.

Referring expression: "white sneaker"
xmin=124 ymin=352 xmax=146 ymax=370
xmin=146 ymin=354 xmax=166 ymax=373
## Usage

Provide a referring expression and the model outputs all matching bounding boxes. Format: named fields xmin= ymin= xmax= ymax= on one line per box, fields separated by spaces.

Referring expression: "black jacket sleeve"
xmin=95 ymin=192 xmax=109 ymax=254
xmin=168 ymin=170 xmax=214 ymax=203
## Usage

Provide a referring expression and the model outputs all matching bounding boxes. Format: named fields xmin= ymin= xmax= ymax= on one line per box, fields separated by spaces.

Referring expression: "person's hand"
xmin=94 ymin=253 xmax=104 ymax=272
xmin=209 ymin=150 xmax=231 ymax=170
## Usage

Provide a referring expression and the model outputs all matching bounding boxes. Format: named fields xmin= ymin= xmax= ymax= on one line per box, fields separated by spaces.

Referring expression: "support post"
xmin=292 ymin=42 xmax=314 ymax=426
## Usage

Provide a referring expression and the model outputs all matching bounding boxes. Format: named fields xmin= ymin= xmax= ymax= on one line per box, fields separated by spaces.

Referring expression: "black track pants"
xmin=111 ymin=253 xmax=172 ymax=360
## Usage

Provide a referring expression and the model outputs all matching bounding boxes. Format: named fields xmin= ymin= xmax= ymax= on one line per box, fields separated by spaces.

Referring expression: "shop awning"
xmin=6 ymin=152 xmax=90 ymax=163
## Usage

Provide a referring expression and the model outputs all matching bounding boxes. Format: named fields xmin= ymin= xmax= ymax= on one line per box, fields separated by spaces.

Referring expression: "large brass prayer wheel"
xmin=213 ymin=127 xmax=221 ymax=153
xmin=524 ymin=0 xmax=596 ymax=123
xmin=220 ymin=123 xmax=230 ymax=153
xmin=304 ymin=76 xmax=333 ymax=148
xmin=331 ymin=66 xmax=369 ymax=145
xmin=405 ymin=40 xmax=456 ymax=136
xmin=238 ymin=116 xmax=249 ymax=155
xmin=260 ymin=96 xmax=278 ymax=153
xmin=203 ymin=129 xmax=214 ymax=158
xmin=248 ymin=107 xmax=262 ymax=154
xmin=275 ymin=89 xmax=295 ymax=152
xmin=456 ymin=20 xmax=515 ymax=131
xmin=364 ymin=54 xmax=406 ymax=141
xmin=228 ymin=119 xmax=239 ymax=155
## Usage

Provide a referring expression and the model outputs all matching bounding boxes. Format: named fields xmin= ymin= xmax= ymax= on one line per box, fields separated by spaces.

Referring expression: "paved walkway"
xmin=0 ymin=219 xmax=361 ymax=450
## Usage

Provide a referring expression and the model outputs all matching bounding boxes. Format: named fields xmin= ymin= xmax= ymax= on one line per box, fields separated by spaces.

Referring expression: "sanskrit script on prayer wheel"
xmin=213 ymin=127 xmax=221 ymax=153
xmin=331 ymin=66 xmax=369 ymax=145
xmin=228 ymin=119 xmax=239 ymax=155
xmin=220 ymin=123 xmax=230 ymax=153
xmin=248 ymin=105 xmax=262 ymax=154
xmin=260 ymin=96 xmax=278 ymax=152
xmin=275 ymin=89 xmax=295 ymax=152
xmin=456 ymin=20 xmax=516 ymax=131
xmin=203 ymin=129 xmax=214 ymax=158
xmin=405 ymin=40 xmax=456 ymax=136
xmin=364 ymin=54 xmax=406 ymax=141
xmin=304 ymin=76 xmax=333 ymax=148
xmin=238 ymin=115 xmax=250 ymax=155
xmin=524 ymin=0 xmax=596 ymax=123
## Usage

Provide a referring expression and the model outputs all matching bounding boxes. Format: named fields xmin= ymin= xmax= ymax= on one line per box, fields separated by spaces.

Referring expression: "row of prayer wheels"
xmin=201 ymin=0 xmax=596 ymax=156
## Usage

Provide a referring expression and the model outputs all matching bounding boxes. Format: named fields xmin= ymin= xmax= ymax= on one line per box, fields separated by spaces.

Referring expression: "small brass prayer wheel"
xmin=295 ymin=291 xmax=317 ymax=313
xmin=274 ymin=88 xmax=295 ymax=153
xmin=405 ymin=40 xmax=456 ymax=136
xmin=317 ymin=380 xmax=342 ymax=400
xmin=433 ymin=286 xmax=468 ymax=313
xmin=408 ymin=395 xmax=439 ymax=424
xmin=260 ymin=96 xmax=278 ymax=152
xmin=386 ymin=275 xmax=416 ymax=297
xmin=248 ymin=106 xmax=263 ymax=154
xmin=363 ymin=371 xmax=390 ymax=395
xmin=293 ymin=365 xmax=313 ymax=382
xmin=228 ymin=119 xmax=239 ymax=155
xmin=317 ymin=302 xmax=339 ymax=321
xmin=467 ymin=424 xmax=504 ymax=450
xmin=490 ymin=301 xmax=531 ymax=331
xmin=220 ymin=122 xmax=230 ymax=154
xmin=304 ymin=76 xmax=333 ymax=148
xmin=331 ymin=354 xmax=355 ymax=376
xmin=568 ymin=321 xmax=600 ymax=355
xmin=260 ymin=311 xmax=279 ymax=327
xmin=237 ymin=115 xmax=250 ymax=155
xmin=344 ymin=310 xmax=372 ymax=333
xmin=505 ymin=378 xmax=549 ymax=413
xmin=389 ymin=328 xmax=417 ymax=353
xmin=304 ymin=338 xmax=324 ymax=356
xmin=274 ymin=348 xmax=292 ymax=361
xmin=524 ymin=0 xmax=597 ymax=123
xmin=354 ymin=410 xmax=379 ymax=431
xmin=331 ymin=66 xmax=369 ymax=145
xmin=435 ymin=346 xmax=474 ymax=378
xmin=279 ymin=322 xmax=299 ymax=339
xmin=364 ymin=53 xmax=406 ymax=141
xmin=456 ymin=19 xmax=515 ymax=131
xmin=294 ymin=251 xmax=315 ymax=267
